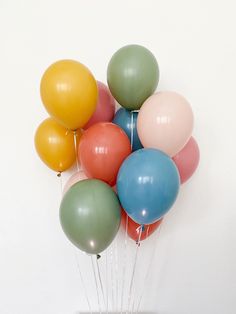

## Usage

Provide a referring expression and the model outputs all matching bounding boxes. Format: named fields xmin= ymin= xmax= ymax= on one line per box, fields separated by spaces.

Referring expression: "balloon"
xmin=84 ymin=81 xmax=115 ymax=129
xmin=137 ymin=91 xmax=194 ymax=157
xmin=117 ymin=148 xmax=180 ymax=224
xmin=107 ymin=44 xmax=159 ymax=110
xmin=35 ymin=118 xmax=82 ymax=172
xmin=60 ymin=179 xmax=121 ymax=254
xmin=113 ymin=108 xmax=143 ymax=151
xmin=172 ymin=136 xmax=200 ymax=184
xmin=79 ymin=122 xmax=131 ymax=186
xmin=121 ymin=209 xmax=162 ymax=242
xmin=40 ymin=60 xmax=98 ymax=130
xmin=63 ymin=170 xmax=88 ymax=194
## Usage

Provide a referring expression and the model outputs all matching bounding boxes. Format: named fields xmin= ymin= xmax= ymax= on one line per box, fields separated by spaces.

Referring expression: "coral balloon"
xmin=79 ymin=122 xmax=131 ymax=186
xmin=121 ymin=210 xmax=162 ymax=242
xmin=84 ymin=81 xmax=115 ymax=129
xmin=63 ymin=170 xmax=88 ymax=194
xmin=107 ymin=44 xmax=159 ymax=110
xmin=172 ymin=136 xmax=200 ymax=184
xmin=137 ymin=91 xmax=194 ymax=157
xmin=40 ymin=60 xmax=98 ymax=130
xmin=35 ymin=118 xmax=82 ymax=172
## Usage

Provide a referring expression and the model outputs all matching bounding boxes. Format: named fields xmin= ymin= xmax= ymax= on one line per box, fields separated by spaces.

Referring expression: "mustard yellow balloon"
xmin=35 ymin=118 xmax=82 ymax=172
xmin=40 ymin=60 xmax=98 ymax=130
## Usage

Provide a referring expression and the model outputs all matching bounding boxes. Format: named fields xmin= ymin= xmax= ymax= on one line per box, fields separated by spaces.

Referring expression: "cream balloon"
xmin=63 ymin=170 xmax=88 ymax=195
xmin=137 ymin=91 xmax=194 ymax=156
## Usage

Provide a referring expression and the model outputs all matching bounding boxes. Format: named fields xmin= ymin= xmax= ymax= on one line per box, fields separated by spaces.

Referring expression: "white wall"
xmin=1 ymin=0 xmax=236 ymax=313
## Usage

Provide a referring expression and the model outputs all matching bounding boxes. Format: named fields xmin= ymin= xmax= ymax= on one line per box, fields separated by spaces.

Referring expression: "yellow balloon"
xmin=35 ymin=118 xmax=82 ymax=172
xmin=40 ymin=60 xmax=98 ymax=130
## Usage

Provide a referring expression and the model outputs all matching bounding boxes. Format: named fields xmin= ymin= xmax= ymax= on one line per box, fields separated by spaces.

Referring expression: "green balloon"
xmin=60 ymin=179 xmax=121 ymax=254
xmin=107 ymin=44 xmax=159 ymax=110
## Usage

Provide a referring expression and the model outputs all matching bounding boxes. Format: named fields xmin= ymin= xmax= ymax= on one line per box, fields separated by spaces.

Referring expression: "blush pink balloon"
xmin=63 ymin=170 xmax=88 ymax=194
xmin=83 ymin=81 xmax=115 ymax=129
xmin=137 ymin=91 xmax=194 ymax=157
xmin=172 ymin=136 xmax=200 ymax=184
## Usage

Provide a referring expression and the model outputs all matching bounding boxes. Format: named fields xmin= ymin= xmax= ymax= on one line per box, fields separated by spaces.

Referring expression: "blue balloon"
xmin=117 ymin=148 xmax=180 ymax=224
xmin=113 ymin=108 xmax=143 ymax=151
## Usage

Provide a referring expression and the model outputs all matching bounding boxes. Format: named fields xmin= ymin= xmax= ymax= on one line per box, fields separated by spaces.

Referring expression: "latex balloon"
xmin=117 ymin=148 xmax=180 ymax=224
xmin=79 ymin=122 xmax=131 ymax=186
xmin=60 ymin=179 xmax=121 ymax=254
xmin=107 ymin=45 xmax=159 ymax=110
xmin=121 ymin=209 xmax=162 ymax=242
xmin=137 ymin=91 xmax=194 ymax=157
xmin=84 ymin=81 xmax=115 ymax=129
xmin=35 ymin=118 xmax=82 ymax=172
xmin=172 ymin=136 xmax=200 ymax=184
xmin=113 ymin=108 xmax=143 ymax=151
xmin=63 ymin=170 xmax=88 ymax=194
xmin=40 ymin=60 xmax=98 ymax=130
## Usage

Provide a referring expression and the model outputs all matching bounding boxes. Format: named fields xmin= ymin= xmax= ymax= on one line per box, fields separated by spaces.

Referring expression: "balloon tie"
xmin=126 ymin=224 xmax=142 ymax=314
xmin=120 ymin=214 xmax=129 ymax=314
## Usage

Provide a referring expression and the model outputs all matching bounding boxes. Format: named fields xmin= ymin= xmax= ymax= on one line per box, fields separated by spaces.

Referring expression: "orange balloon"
xmin=121 ymin=209 xmax=162 ymax=242
xmin=79 ymin=122 xmax=131 ymax=186
xmin=35 ymin=118 xmax=82 ymax=172
xmin=40 ymin=60 xmax=98 ymax=130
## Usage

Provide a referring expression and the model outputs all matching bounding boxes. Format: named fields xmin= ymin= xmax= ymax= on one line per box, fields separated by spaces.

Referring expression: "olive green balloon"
xmin=60 ymin=179 xmax=121 ymax=254
xmin=107 ymin=44 xmax=159 ymax=110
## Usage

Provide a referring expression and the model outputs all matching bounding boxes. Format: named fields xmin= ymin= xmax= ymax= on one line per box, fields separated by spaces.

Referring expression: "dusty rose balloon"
xmin=63 ymin=170 xmax=88 ymax=194
xmin=83 ymin=81 xmax=115 ymax=129
xmin=137 ymin=91 xmax=194 ymax=157
xmin=172 ymin=136 xmax=200 ymax=184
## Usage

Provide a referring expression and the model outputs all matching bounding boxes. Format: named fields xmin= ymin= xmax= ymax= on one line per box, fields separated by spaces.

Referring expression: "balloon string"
xmin=126 ymin=225 xmax=142 ymax=314
xmin=120 ymin=214 xmax=129 ymax=314
xmin=135 ymin=223 xmax=163 ymax=314
xmin=74 ymin=252 xmax=92 ymax=314
xmin=110 ymin=244 xmax=115 ymax=312
xmin=73 ymin=130 xmax=80 ymax=171
xmin=96 ymin=256 xmax=106 ymax=310
xmin=130 ymin=111 xmax=134 ymax=150
xmin=114 ymin=236 xmax=119 ymax=312
xmin=91 ymin=255 xmax=102 ymax=314
xmin=57 ymin=172 xmax=63 ymax=195
xmin=106 ymin=250 xmax=109 ymax=313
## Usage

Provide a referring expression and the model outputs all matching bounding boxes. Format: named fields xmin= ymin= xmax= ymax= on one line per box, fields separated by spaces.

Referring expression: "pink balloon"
xmin=172 ymin=136 xmax=200 ymax=184
xmin=137 ymin=91 xmax=194 ymax=157
xmin=63 ymin=170 xmax=88 ymax=194
xmin=83 ymin=81 xmax=115 ymax=129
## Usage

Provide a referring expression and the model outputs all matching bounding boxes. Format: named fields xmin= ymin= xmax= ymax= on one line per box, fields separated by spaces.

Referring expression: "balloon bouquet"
xmin=35 ymin=45 xmax=200 ymax=311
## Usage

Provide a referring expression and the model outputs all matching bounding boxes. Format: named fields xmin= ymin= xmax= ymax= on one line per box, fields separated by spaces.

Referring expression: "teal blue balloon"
xmin=60 ymin=179 xmax=121 ymax=254
xmin=113 ymin=108 xmax=143 ymax=151
xmin=117 ymin=149 xmax=180 ymax=224
xmin=107 ymin=44 xmax=159 ymax=110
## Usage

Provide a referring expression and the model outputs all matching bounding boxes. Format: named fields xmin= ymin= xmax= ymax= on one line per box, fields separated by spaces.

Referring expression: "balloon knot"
xmin=57 ymin=172 xmax=61 ymax=177
xmin=97 ymin=254 xmax=101 ymax=260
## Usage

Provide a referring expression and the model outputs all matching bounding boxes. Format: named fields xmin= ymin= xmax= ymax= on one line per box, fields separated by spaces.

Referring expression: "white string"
xmin=110 ymin=244 xmax=115 ymax=312
xmin=126 ymin=225 xmax=143 ymax=314
xmin=130 ymin=111 xmax=134 ymax=150
xmin=120 ymin=214 xmax=129 ymax=314
xmin=96 ymin=256 xmax=106 ymax=310
xmin=114 ymin=236 xmax=119 ymax=312
xmin=91 ymin=255 xmax=102 ymax=314
xmin=74 ymin=252 xmax=92 ymax=314
xmin=73 ymin=130 xmax=80 ymax=171
xmin=106 ymin=250 xmax=109 ymax=313
xmin=135 ymin=223 xmax=163 ymax=314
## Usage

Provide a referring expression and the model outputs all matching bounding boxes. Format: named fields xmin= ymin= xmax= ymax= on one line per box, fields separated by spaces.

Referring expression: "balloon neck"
xmin=57 ymin=172 xmax=62 ymax=177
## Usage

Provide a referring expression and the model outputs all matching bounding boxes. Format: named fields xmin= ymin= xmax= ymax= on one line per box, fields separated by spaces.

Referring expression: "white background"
xmin=1 ymin=0 xmax=236 ymax=313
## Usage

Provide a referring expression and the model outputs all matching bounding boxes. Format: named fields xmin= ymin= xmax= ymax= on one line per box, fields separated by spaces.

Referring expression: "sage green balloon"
xmin=107 ymin=44 xmax=159 ymax=110
xmin=60 ymin=179 xmax=121 ymax=254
